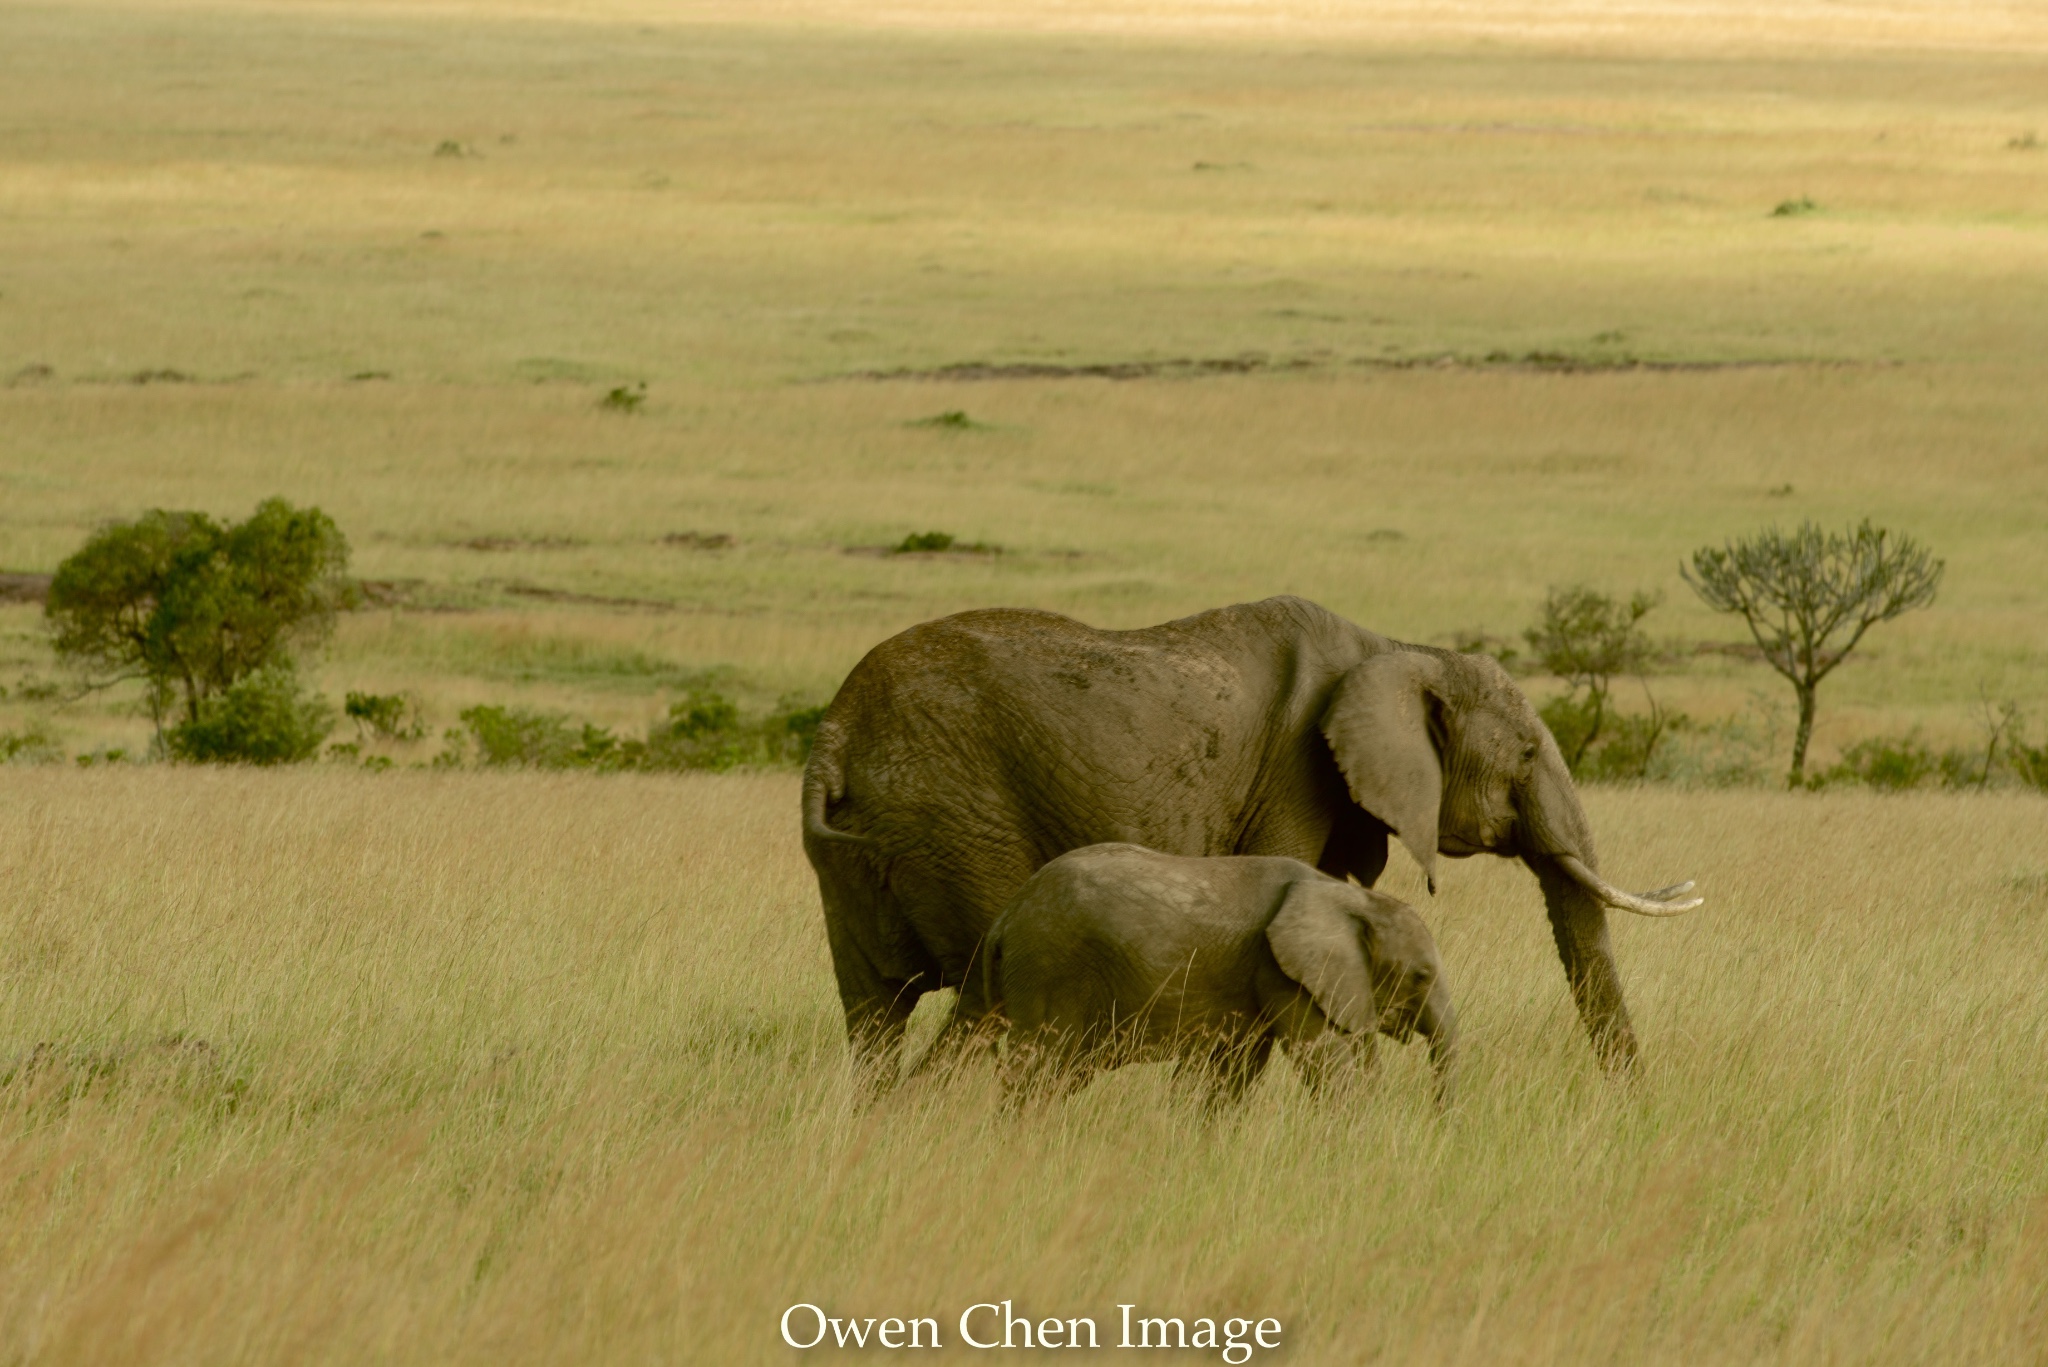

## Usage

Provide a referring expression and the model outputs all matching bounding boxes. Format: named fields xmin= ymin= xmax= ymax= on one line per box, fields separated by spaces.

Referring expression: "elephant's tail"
xmin=982 ymin=931 xmax=1005 ymax=1019
xmin=801 ymin=727 xmax=865 ymax=846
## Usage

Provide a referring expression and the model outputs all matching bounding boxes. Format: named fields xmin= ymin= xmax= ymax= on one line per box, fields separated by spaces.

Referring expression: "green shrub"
xmin=459 ymin=705 xmax=601 ymax=769
xmin=1822 ymin=735 xmax=1940 ymax=790
xmin=167 ymin=666 xmax=333 ymax=765
xmin=1539 ymin=694 xmax=1681 ymax=783
xmin=641 ymin=689 xmax=748 ymax=771
xmin=1524 ymin=584 xmax=1661 ymax=776
xmin=0 ymin=722 xmax=63 ymax=765
xmin=763 ymin=696 xmax=828 ymax=764
xmin=450 ymin=688 xmax=827 ymax=773
xmin=1814 ymin=711 xmax=2048 ymax=794
xmin=345 ymin=691 xmax=425 ymax=741
xmin=890 ymin=530 xmax=997 ymax=556
xmin=2010 ymin=736 xmax=2048 ymax=792
xmin=1643 ymin=709 xmax=1780 ymax=788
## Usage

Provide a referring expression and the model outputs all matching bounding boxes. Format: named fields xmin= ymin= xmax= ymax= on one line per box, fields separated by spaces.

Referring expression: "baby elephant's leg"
xmin=1180 ymin=1030 xmax=1275 ymax=1113
xmin=1284 ymin=1030 xmax=1378 ymax=1099
xmin=1000 ymin=1023 xmax=1094 ymax=1107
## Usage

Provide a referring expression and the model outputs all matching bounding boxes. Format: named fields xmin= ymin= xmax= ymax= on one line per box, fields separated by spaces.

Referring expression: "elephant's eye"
xmin=1521 ymin=742 xmax=1539 ymax=763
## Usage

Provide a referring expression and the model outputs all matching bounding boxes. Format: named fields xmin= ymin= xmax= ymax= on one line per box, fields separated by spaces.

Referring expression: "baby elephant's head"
xmin=1267 ymin=880 xmax=1459 ymax=1102
xmin=1356 ymin=892 xmax=1448 ymax=1046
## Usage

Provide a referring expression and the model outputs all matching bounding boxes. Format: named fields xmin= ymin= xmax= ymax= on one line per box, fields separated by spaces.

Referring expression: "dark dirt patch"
xmin=500 ymin=581 xmax=673 ymax=610
xmin=1691 ymin=640 xmax=1769 ymax=663
xmin=840 ymin=351 xmax=1866 ymax=383
xmin=847 ymin=353 xmax=1318 ymax=382
xmin=844 ymin=544 xmax=1004 ymax=560
xmin=460 ymin=536 xmax=585 ymax=552
xmin=0 ymin=573 xmax=52 ymax=604
xmin=660 ymin=531 xmax=737 ymax=550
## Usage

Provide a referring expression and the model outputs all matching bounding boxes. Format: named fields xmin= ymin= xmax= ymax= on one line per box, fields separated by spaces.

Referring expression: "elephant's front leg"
xmin=823 ymin=912 xmax=932 ymax=1102
xmin=1181 ymin=1031 xmax=1273 ymax=1114
xmin=999 ymin=1024 xmax=1092 ymax=1107
xmin=1530 ymin=856 xmax=1640 ymax=1071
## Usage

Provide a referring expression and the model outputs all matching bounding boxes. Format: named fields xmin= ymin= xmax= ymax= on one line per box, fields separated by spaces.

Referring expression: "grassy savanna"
xmin=2 ymin=1 xmax=2048 ymax=1362
xmin=3 ymin=771 xmax=2045 ymax=1362
xmin=5 ymin=0 xmax=2048 ymax=751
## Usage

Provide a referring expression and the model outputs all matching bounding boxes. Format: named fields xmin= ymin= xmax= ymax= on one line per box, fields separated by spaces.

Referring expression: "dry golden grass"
xmin=2 ymin=769 xmax=2044 ymax=1363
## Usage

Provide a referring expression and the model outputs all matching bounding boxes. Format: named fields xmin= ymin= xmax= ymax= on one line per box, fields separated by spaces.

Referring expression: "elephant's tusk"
xmin=1555 ymin=855 xmax=1703 ymax=917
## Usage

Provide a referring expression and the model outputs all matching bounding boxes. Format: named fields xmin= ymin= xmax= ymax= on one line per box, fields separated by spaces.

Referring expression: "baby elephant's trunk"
xmin=1416 ymin=985 xmax=1459 ymax=1109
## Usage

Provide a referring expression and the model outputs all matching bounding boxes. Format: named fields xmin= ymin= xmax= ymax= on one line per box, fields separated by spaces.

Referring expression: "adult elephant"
xmin=802 ymin=595 xmax=1699 ymax=1092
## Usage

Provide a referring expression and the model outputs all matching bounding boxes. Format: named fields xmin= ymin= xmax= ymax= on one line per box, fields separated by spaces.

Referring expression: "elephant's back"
xmin=809 ymin=602 xmax=1346 ymax=856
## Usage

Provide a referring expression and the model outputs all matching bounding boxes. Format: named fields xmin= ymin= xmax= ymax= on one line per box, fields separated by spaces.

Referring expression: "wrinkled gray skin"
xmin=804 ymin=595 xmax=1696 ymax=1095
xmin=987 ymin=845 xmax=1458 ymax=1108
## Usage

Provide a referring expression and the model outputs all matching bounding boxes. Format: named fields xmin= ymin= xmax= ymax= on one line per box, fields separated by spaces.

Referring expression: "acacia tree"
xmin=1523 ymin=585 xmax=1661 ymax=774
xmin=46 ymin=498 xmax=350 ymax=753
xmin=1683 ymin=519 xmax=1941 ymax=786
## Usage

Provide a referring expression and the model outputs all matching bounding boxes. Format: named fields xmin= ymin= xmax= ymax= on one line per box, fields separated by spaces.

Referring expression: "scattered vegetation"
xmin=165 ymin=664 xmax=333 ymax=765
xmin=443 ymin=689 xmax=824 ymax=772
xmin=344 ymin=690 xmax=426 ymax=742
xmin=1818 ymin=701 xmax=2048 ymax=793
xmin=2010 ymin=131 xmax=2041 ymax=151
xmin=45 ymin=498 xmax=351 ymax=754
xmin=895 ymin=530 xmax=957 ymax=553
xmin=1524 ymin=585 xmax=1675 ymax=780
xmin=1770 ymin=195 xmax=1819 ymax=217
xmin=598 ymin=382 xmax=647 ymax=413
xmin=0 ymin=720 xmax=63 ymax=765
xmin=658 ymin=531 xmax=736 ymax=550
xmin=431 ymin=139 xmax=474 ymax=159
xmin=891 ymin=531 xmax=997 ymax=555
xmin=906 ymin=409 xmax=981 ymax=429
xmin=1684 ymin=519 xmax=1942 ymax=786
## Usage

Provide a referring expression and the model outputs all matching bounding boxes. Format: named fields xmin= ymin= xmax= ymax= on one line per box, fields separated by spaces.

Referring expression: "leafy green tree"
xmin=1524 ymin=585 xmax=1662 ymax=776
xmin=1684 ymin=520 xmax=1942 ymax=786
xmin=46 ymin=498 xmax=350 ymax=750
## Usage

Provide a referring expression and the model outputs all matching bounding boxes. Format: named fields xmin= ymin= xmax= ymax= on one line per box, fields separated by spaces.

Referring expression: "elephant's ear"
xmin=1266 ymin=879 xmax=1379 ymax=1035
xmin=1319 ymin=652 xmax=1445 ymax=890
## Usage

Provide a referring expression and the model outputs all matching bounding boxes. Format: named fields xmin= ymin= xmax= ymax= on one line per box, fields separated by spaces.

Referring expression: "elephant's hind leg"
xmin=824 ymin=914 xmax=930 ymax=1103
xmin=902 ymin=963 xmax=1002 ymax=1084
xmin=1182 ymin=1031 xmax=1274 ymax=1114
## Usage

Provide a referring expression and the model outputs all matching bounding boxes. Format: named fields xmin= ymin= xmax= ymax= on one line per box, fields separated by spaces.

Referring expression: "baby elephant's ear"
xmin=1266 ymin=880 xmax=1378 ymax=1035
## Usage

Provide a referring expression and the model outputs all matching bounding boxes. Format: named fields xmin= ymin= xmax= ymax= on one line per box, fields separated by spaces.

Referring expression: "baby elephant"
xmin=986 ymin=843 xmax=1457 ymax=1107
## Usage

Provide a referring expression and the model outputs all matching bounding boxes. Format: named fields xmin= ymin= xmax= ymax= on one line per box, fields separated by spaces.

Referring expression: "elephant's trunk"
xmin=1417 ymin=982 xmax=1458 ymax=1109
xmin=1518 ymin=740 xmax=1650 ymax=1071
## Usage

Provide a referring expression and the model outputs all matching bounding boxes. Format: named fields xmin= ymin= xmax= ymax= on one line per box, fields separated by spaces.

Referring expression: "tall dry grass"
xmin=2 ymin=767 xmax=2043 ymax=1362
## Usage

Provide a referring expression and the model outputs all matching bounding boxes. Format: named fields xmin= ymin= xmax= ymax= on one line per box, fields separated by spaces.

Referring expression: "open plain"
xmin=2 ymin=1 xmax=2047 ymax=1361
